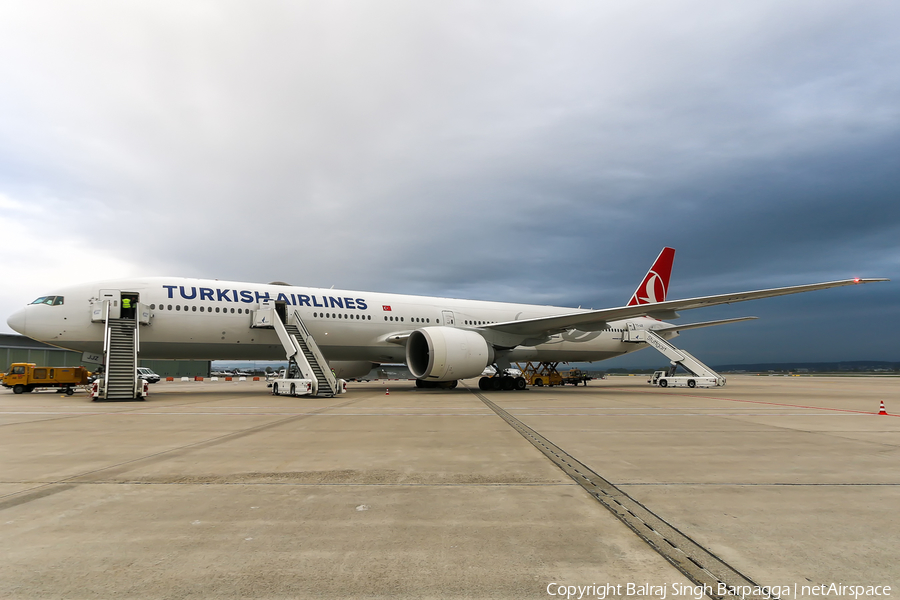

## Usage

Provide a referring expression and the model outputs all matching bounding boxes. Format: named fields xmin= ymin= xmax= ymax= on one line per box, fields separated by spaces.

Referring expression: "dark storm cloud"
xmin=0 ymin=1 xmax=897 ymax=360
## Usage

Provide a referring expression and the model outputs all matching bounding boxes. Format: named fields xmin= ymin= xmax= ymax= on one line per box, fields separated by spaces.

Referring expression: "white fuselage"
xmin=7 ymin=277 xmax=664 ymax=365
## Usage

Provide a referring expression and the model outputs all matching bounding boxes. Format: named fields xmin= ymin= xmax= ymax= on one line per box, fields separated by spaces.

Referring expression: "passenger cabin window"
xmin=12 ymin=366 xmax=25 ymax=375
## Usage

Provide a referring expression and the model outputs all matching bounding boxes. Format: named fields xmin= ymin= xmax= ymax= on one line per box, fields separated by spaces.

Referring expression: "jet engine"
xmin=406 ymin=327 xmax=494 ymax=382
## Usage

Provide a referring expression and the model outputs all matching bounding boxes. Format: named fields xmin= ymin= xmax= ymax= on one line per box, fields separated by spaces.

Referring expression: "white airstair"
xmin=90 ymin=297 xmax=148 ymax=401
xmin=253 ymin=301 xmax=338 ymax=397
xmin=624 ymin=324 xmax=725 ymax=387
xmin=643 ymin=330 xmax=725 ymax=385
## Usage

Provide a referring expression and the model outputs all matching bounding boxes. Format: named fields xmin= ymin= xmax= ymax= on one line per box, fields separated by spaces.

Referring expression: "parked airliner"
xmin=5 ymin=248 xmax=887 ymax=382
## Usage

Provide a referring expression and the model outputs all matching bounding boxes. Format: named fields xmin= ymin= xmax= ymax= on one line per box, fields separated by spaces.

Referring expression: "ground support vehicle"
xmin=254 ymin=299 xmax=344 ymax=397
xmin=635 ymin=330 xmax=726 ymax=389
xmin=91 ymin=376 xmax=149 ymax=400
xmin=270 ymin=368 xmax=346 ymax=397
xmin=516 ymin=362 xmax=564 ymax=387
xmin=271 ymin=374 xmax=313 ymax=397
xmin=2 ymin=363 xmax=91 ymax=395
xmin=561 ymin=368 xmax=593 ymax=386
xmin=648 ymin=369 xmax=721 ymax=389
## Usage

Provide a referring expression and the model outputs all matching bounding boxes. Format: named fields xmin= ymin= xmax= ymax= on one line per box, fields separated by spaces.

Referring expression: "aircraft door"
xmin=120 ymin=293 xmax=139 ymax=320
xmin=274 ymin=301 xmax=287 ymax=324
xmin=100 ymin=289 xmax=121 ymax=319
xmin=624 ymin=321 xmax=642 ymax=342
xmin=442 ymin=310 xmax=456 ymax=326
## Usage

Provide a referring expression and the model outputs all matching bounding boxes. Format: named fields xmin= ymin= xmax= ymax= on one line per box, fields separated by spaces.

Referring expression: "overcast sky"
xmin=1 ymin=1 xmax=897 ymax=365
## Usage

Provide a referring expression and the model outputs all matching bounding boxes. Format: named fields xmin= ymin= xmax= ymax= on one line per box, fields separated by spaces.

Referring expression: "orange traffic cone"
xmin=878 ymin=401 xmax=887 ymax=415
xmin=385 ymin=388 xmax=390 ymax=395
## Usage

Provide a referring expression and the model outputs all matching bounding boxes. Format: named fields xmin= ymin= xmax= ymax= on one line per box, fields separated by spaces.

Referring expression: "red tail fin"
xmin=627 ymin=247 xmax=675 ymax=306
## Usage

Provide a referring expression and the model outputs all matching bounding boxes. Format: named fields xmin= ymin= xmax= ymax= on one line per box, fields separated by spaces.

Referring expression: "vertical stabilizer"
xmin=627 ymin=247 xmax=675 ymax=306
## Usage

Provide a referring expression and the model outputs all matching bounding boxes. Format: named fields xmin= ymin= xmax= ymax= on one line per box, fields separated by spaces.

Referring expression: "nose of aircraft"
xmin=7 ymin=308 xmax=26 ymax=335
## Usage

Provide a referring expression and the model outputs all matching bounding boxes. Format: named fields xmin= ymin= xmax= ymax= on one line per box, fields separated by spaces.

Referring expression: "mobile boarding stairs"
xmin=623 ymin=323 xmax=726 ymax=388
xmin=252 ymin=300 xmax=344 ymax=397
xmin=89 ymin=294 xmax=150 ymax=401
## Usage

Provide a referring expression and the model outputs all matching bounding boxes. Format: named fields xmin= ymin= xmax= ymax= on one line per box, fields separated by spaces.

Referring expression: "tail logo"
xmin=637 ymin=270 xmax=666 ymax=304
xmin=627 ymin=247 xmax=675 ymax=307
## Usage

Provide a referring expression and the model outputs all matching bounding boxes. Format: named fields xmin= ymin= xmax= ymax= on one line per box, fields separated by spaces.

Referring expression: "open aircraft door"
xmin=99 ymin=290 xmax=122 ymax=319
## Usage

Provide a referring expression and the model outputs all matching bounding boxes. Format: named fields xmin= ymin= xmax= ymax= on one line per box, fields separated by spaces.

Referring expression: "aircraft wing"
xmin=485 ymin=278 xmax=888 ymax=337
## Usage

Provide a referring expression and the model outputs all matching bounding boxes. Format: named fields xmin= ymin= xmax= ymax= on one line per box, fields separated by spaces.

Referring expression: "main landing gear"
xmin=478 ymin=375 xmax=527 ymax=391
xmin=415 ymin=379 xmax=458 ymax=389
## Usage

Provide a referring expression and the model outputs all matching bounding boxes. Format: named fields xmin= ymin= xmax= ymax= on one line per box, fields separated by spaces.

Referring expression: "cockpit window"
xmin=30 ymin=296 xmax=63 ymax=306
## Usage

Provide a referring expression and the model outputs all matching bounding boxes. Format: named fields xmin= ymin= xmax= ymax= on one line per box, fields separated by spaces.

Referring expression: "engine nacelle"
xmin=406 ymin=327 xmax=494 ymax=382
xmin=329 ymin=361 xmax=377 ymax=379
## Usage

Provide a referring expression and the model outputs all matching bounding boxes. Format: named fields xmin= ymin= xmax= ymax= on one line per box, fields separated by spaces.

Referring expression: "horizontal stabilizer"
xmin=653 ymin=316 xmax=758 ymax=333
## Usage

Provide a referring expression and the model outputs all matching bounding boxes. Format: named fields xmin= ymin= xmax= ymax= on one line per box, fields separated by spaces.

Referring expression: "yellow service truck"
xmin=560 ymin=368 xmax=594 ymax=386
xmin=1 ymin=363 xmax=91 ymax=395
